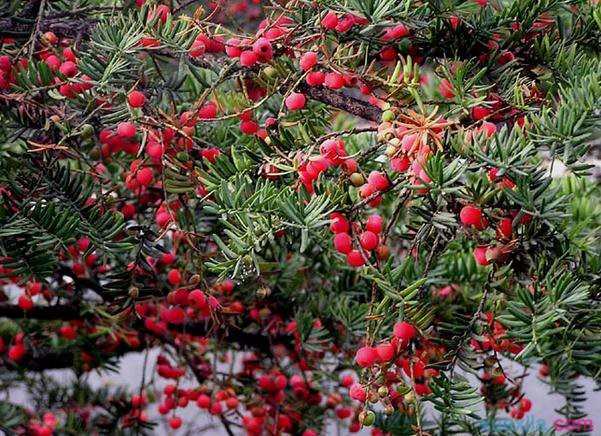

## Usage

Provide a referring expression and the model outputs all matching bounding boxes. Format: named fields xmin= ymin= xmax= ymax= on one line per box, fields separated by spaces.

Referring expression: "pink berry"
xmin=300 ymin=51 xmax=318 ymax=71
xmin=321 ymin=11 xmax=339 ymax=30
xmin=136 ymin=167 xmax=153 ymax=186
xmin=349 ymin=383 xmax=366 ymax=402
xmin=473 ymin=246 xmax=490 ymax=266
xmin=306 ymin=71 xmax=325 ymax=86
xmin=285 ymin=92 xmax=306 ymax=111
xmin=324 ymin=72 xmax=345 ymax=89
xmin=346 ymin=250 xmax=364 ymax=267
xmin=117 ymin=122 xmax=136 ymax=138
xmin=333 ymin=233 xmax=352 ymax=254
xmin=359 ymin=231 xmax=379 ymax=251
xmin=252 ymin=37 xmax=273 ymax=61
xmin=128 ymin=90 xmax=145 ymax=107
xmin=239 ymin=50 xmax=259 ymax=67
xmin=167 ymin=269 xmax=182 ymax=285
xmin=376 ymin=342 xmax=395 ymax=362
xmin=365 ymin=214 xmax=383 ymax=234
xmin=393 ymin=321 xmax=416 ymax=343
xmin=459 ymin=205 xmax=487 ymax=230
xmin=330 ymin=214 xmax=349 ymax=233
xmin=355 ymin=346 xmax=378 ymax=367
xmin=59 ymin=61 xmax=78 ymax=77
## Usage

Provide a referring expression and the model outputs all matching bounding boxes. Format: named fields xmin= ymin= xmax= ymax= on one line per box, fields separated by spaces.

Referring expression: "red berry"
xmin=240 ymin=120 xmax=259 ymax=135
xmin=439 ymin=79 xmax=454 ymax=99
xmin=376 ymin=342 xmax=395 ymax=362
xmin=359 ymin=231 xmax=379 ymax=251
xmin=285 ymin=92 xmax=306 ymax=111
xmin=196 ymin=394 xmax=211 ymax=409
xmin=497 ymin=218 xmax=513 ymax=240
xmin=169 ymin=416 xmax=182 ymax=429
xmin=354 ymin=346 xmax=378 ymax=367
xmin=520 ymin=397 xmax=532 ymax=412
xmin=306 ymin=71 xmax=325 ymax=86
xmin=365 ymin=214 xmax=383 ymax=234
xmin=167 ymin=269 xmax=182 ymax=285
xmin=128 ymin=90 xmax=145 ymax=107
xmin=333 ymin=233 xmax=353 ymax=254
xmin=18 ymin=294 xmax=33 ymax=311
xmin=393 ymin=321 xmax=416 ymax=343
xmin=459 ymin=205 xmax=487 ymax=230
xmin=346 ymin=250 xmax=364 ymax=267
xmin=225 ymin=38 xmax=242 ymax=58
xmin=189 ymin=40 xmax=206 ymax=57
xmin=117 ymin=122 xmax=136 ymax=138
xmin=349 ymin=383 xmax=366 ymax=402
xmin=8 ymin=343 xmax=25 ymax=361
xmin=329 ymin=214 xmax=349 ymax=233
xmin=324 ymin=72 xmax=345 ymax=89
xmin=473 ymin=245 xmax=490 ymax=266
xmin=367 ymin=171 xmax=389 ymax=191
xmin=239 ymin=50 xmax=259 ymax=67
xmin=59 ymin=61 xmax=78 ymax=77
xmin=252 ymin=37 xmax=273 ymax=61
xmin=321 ymin=11 xmax=339 ymax=30
xmin=59 ymin=325 xmax=77 ymax=340
xmin=300 ymin=51 xmax=318 ymax=71
xmin=471 ymin=106 xmax=492 ymax=121
xmin=136 ymin=167 xmax=153 ymax=186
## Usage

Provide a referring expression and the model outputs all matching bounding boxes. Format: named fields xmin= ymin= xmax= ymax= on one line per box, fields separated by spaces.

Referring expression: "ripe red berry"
xmin=497 ymin=218 xmax=513 ymax=240
xmin=59 ymin=325 xmax=77 ymax=340
xmin=393 ymin=321 xmax=416 ymax=343
xmin=117 ymin=122 xmax=136 ymax=138
xmin=321 ymin=11 xmax=339 ymax=30
xmin=18 ymin=294 xmax=33 ymax=311
xmin=471 ymin=105 xmax=492 ymax=121
xmin=300 ymin=51 xmax=318 ymax=71
xmin=359 ymin=231 xmax=379 ymax=251
xmin=367 ymin=171 xmax=389 ymax=191
xmin=252 ymin=37 xmax=273 ymax=61
xmin=239 ymin=50 xmax=259 ymax=67
xmin=333 ymin=233 xmax=352 ymax=254
xmin=128 ymin=90 xmax=145 ymax=107
xmin=354 ymin=346 xmax=378 ymax=367
xmin=240 ymin=120 xmax=259 ymax=135
xmin=169 ymin=416 xmax=182 ymax=429
xmin=349 ymin=383 xmax=366 ymax=402
xmin=346 ymin=250 xmax=364 ymax=267
xmin=167 ymin=269 xmax=182 ymax=285
xmin=306 ymin=71 xmax=325 ymax=87
xmin=520 ymin=397 xmax=532 ymax=412
xmin=8 ymin=343 xmax=25 ymax=361
xmin=439 ymin=79 xmax=454 ymax=99
xmin=136 ymin=167 xmax=154 ymax=186
xmin=473 ymin=245 xmax=490 ymax=266
xmin=459 ymin=205 xmax=487 ymax=230
xmin=365 ymin=214 xmax=383 ymax=234
xmin=376 ymin=342 xmax=395 ymax=362
xmin=59 ymin=61 xmax=78 ymax=77
xmin=324 ymin=72 xmax=345 ymax=89
xmin=285 ymin=92 xmax=306 ymax=111
xmin=225 ymin=38 xmax=242 ymax=57
xmin=330 ymin=214 xmax=349 ymax=233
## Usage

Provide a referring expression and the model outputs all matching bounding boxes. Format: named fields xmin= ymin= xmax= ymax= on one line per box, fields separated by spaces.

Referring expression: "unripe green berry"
xmin=381 ymin=110 xmax=395 ymax=122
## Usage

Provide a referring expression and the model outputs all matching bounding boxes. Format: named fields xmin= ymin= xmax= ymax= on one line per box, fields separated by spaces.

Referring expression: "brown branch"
xmin=0 ymin=303 xmax=82 ymax=320
xmin=299 ymin=83 xmax=383 ymax=122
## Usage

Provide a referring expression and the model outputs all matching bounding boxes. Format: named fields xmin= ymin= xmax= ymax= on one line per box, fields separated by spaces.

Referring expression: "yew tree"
xmin=0 ymin=0 xmax=600 ymax=434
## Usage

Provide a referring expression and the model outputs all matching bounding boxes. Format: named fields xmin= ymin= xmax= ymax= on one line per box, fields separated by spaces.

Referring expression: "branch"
xmin=0 ymin=303 xmax=82 ymax=320
xmin=299 ymin=83 xmax=382 ymax=122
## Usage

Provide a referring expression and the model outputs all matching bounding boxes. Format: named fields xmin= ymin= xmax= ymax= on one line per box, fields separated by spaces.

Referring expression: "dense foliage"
xmin=0 ymin=0 xmax=600 ymax=434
